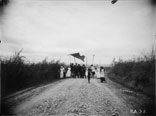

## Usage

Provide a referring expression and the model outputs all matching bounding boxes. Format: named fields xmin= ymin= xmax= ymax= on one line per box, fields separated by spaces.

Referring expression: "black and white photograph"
xmin=0 ymin=0 xmax=155 ymax=115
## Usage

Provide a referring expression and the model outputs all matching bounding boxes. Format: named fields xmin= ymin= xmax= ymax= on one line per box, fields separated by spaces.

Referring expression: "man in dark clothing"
xmin=64 ymin=66 xmax=67 ymax=78
xmin=70 ymin=63 xmax=74 ymax=77
xmin=73 ymin=64 xmax=77 ymax=78
xmin=74 ymin=63 xmax=79 ymax=78
xmin=91 ymin=64 xmax=95 ymax=78
xmin=88 ymin=68 xmax=92 ymax=83
xmin=79 ymin=64 xmax=84 ymax=78
xmin=82 ymin=64 xmax=86 ymax=78
xmin=77 ymin=64 xmax=81 ymax=78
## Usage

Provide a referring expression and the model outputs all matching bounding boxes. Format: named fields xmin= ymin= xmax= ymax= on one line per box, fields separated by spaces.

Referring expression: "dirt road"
xmin=4 ymin=76 xmax=152 ymax=116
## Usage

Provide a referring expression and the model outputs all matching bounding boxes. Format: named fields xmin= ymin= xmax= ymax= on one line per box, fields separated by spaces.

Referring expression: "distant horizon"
xmin=1 ymin=47 xmax=154 ymax=67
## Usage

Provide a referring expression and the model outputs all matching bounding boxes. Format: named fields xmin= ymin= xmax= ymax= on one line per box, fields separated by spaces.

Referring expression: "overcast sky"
xmin=0 ymin=0 xmax=155 ymax=65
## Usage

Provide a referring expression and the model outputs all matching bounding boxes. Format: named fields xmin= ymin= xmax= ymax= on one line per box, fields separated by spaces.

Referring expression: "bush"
xmin=1 ymin=50 xmax=62 ymax=97
xmin=108 ymin=49 xmax=155 ymax=97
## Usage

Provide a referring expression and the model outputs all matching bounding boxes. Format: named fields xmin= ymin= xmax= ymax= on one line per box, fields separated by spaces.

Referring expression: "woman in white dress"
xmin=66 ymin=67 xmax=71 ymax=77
xmin=60 ymin=66 xmax=64 ymax=78
xmin=85 ymin=68 xmax=88 ymax=78
xmin=96 ymin=67 xmax=101 ymax=79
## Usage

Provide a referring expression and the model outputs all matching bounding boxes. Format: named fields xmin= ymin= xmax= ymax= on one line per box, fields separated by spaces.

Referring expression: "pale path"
xmin=6 ymin=77 xmax=150 ymax=116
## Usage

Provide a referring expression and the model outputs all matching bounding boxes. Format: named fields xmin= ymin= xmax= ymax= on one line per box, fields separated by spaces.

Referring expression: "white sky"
xmin=0 ymin=0 xmax=155 ymax=65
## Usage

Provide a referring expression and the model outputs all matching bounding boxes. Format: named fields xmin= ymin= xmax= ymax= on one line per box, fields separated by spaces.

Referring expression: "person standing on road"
xmin=66 ymin=66 xmax=71 ymax=78
xmin=75 ymin=63 xmax=79 ymax=78
xmin=70 ymin=63 xmax=74 ymax=77
xmin=100 ymin=67 xmax=105 ymax=82
xmin=85 ymin=67 xmax=88 ymax=79
xmin=60 ymin=66 xmax=64 ymax=78
xmin=91 ymin=65 xmax=95 ymax=78
xmin=82 ymin=64 xmax=86 ymax=78
xmin=64 ymin=66 xmax=67 ymax=78
xmin=96 ymin=67 xmax=101 ymax=79
xmin=77 ymin=64 xmax=82 ymax=78
xmin=88 ymin=67 xmax=92 ymax=83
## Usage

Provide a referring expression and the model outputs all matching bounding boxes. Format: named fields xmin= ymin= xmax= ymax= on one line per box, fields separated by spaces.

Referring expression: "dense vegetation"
xmin=1 ymin=50 xmax=65 ymax=97
xmin=108 ymin=49 xmax=155 ymax=98
xmin=108 ymin=49 xmax=155 ymax=116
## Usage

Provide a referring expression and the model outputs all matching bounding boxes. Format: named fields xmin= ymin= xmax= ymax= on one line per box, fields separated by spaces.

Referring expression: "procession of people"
xmin=60 ymin=63 xmax=106 ymax=83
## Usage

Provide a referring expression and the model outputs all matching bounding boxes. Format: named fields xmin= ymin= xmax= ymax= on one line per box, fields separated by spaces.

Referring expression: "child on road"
xmin=100 ymin=67 xmax=105 ymax=83
xmin=88 ymin=68 xmax=92 ymax=83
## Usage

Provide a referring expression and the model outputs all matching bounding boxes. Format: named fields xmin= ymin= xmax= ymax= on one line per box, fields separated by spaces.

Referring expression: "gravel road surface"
xmin=4 ymin=77 xmax=152 ymax=116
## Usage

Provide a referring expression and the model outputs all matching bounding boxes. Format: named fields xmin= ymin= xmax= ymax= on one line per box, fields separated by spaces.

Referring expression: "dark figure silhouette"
xmin=77 ymin=64 xmax=81 ymax=78
xmin=82 ymin=64 xmax=86 ymax=78
xmin=70 ymin=63 xmax=74 ymax=77
xmin=91 ymin=64 xmax=95 ymax=78
xmin=100 ymin=67 xmax=105 ymax=83
xmin=74 ymin=64 xmax=79 ymax=78
xmin=88 ymin=68 xmax=92 ymax=83
xmin=64 ymin=67 xmax=67 ymax=78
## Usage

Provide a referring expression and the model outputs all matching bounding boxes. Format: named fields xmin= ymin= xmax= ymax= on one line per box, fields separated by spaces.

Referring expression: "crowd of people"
xmin=60 ymin=63 xmax=106 ymax=83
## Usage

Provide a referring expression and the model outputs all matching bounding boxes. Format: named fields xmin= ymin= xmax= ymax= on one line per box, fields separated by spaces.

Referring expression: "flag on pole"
xmin=69 ymin=53 xmax=85 ymax=62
